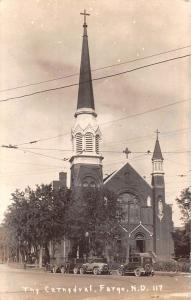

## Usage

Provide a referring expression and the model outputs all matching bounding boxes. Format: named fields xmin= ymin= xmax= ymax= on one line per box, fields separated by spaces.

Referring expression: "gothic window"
xmin=82 ymin=176 xmax=96 ymax=188
xmin=147 ymin=196 xmax=151 ymax=207
xmin=76 ymin=133 xmax=83 ymax=153
xmin=130 ymin=199 xmax=140 ymax=224
xmin=90 ymin=182 xmax=96 ymax=188
xmin=95 ymin=135 xmax=100 ymax=154
xmin=85 ymin=132 xmax=93 ymax=152
xmin=118 ymin=193 xmax=140 ymax=224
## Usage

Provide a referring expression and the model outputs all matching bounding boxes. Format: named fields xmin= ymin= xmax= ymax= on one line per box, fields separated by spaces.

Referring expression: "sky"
xmin=0 ymin=0 xmax=190 ymax=226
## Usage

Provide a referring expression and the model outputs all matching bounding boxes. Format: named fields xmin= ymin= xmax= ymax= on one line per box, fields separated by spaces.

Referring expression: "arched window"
xmin=95 ymin=135 xmax=100 ymax=154
xmin=118 ymin=193 xmax=140 ymax=224
xmin=82 ymin=176 xmax=96 ymax=188
xmin=90 ymin=182 xmax=96 ymax=188
xmin=76 ymin=133 xmax=83 ymax=153
xmin=85 ymin=132 xmax=93 ymax=152
xmin=147 ymin=196 xmax=151 ymax=207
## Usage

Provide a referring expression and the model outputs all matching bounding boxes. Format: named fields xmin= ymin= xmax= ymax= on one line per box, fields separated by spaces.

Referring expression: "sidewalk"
xmin=155 ymin=270 xmax=190 ymax=277
xmin=6 ymin=263 xmax=190 ymax=276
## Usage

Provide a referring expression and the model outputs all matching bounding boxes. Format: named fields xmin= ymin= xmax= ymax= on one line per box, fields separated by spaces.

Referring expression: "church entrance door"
xmin=136 ymin=239 xmax=145 ymax=253
xmin=135 ymin=233 xmax=145 ymax=253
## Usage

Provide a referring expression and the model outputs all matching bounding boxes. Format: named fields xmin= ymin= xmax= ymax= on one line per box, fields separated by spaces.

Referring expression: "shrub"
xmin=154 ymin=260 xmax=190 ymax=272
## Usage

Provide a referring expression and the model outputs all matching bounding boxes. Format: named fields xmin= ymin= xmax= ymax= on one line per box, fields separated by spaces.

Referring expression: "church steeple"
xmin=152 ymin=130 xmax=163 ymax=161
xmin=75 ymin=9 xmax=96 ymax=117
xmin=70 ymin=10 xmax=103 ymax=191
xmin=152 ymin=130 xmax=164 ymax=174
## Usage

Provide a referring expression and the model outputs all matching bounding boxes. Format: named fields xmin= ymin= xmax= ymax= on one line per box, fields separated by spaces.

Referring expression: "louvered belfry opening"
xmin=76 ymin=133 xmax=83 ymax=153
xmin=85 ymin=132 xmax=93 ymax=152
xmin=95 ymin=134 xmax=100 ymax=154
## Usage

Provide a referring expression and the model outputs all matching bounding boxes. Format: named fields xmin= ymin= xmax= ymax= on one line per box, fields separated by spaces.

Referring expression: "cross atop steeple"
xmin=155 ymin=129 xmax=160 ymax=140
xmin=80 ymin=9 xmax=90 ymax=26
xmin=152 ymin=130 xmax=163 ymax=161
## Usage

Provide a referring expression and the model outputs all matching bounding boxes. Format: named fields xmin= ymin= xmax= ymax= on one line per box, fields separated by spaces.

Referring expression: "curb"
xmin=6 ymin=264 xmax=190 ymax=276
xmin=155 ymin=271 xmax=190 ymax=276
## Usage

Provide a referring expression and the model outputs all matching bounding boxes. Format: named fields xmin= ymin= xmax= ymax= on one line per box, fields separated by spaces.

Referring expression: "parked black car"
xmin=79 ymin=258 xmax=110 ymax=275
xmin=117 ymin=253 xmax=154 ymax=277
xmin=51 ymin=258 xmax=84 ymax=274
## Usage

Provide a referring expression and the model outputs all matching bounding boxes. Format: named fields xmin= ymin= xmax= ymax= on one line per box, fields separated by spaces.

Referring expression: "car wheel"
xmin=73 ymin=267 xmax=78 ymax=274
xmin=93 ymin=268 xmax=99 ymax=275
xmin=80 ymin=268 xmax=85 ymax=275
xmin=117 ymin=268 xmax=124 ymax=276
xmin=134 ymin=268 xmax=142 ymax=277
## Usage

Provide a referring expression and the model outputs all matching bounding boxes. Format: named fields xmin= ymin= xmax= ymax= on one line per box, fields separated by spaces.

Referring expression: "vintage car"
xmin=117 ymin=253 xmax=154 ymax=277
xmin=79 ymin=258 xmax=110 ymax=275
xmin=50 ymin=258 xmax=84 ymax=274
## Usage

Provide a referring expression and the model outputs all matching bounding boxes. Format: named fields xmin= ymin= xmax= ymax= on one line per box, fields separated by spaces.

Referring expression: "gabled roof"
xmin=103 ymin=170 xmax=116 ymax=182
xmin=128 ymin=221 xmax=153 ymax=237
xmin=77 ymin=22 xmax=95 ymax=110
xmin=104 ymin=161 xmax=152 ymax=190
xmin=152 ymin=138 xmax=163 ymax=160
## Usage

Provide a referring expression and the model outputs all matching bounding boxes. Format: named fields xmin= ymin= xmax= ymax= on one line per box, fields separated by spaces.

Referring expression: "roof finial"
xmin=80 ymin=9 xmax=90 ymax=27
xmin=155 ymin=129 xmax=160 ymax=141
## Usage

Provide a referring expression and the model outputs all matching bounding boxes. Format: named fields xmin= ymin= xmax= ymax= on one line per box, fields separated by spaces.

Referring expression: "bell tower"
xmin=151 ymin=130 xmax=171 ymax=259
xmin=70 ymin=10 xmax=103 ymax=195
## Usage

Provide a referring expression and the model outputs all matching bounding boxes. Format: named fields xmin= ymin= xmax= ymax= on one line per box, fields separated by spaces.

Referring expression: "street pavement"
xmin=0 ymin=264 xmax=191 ymax=300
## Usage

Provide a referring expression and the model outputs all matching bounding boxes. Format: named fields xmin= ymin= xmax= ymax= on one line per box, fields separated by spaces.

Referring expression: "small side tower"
xmin=151 ymin=130 xmax=173 ymax=260
xmin=70 ymin=11 xmax=103 ymax=198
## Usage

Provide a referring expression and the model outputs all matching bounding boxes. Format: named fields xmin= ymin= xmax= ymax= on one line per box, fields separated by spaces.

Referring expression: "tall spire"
xmin=76 ymin=10 xmax=95 ymax=113
xmin=152 ymin=129 xmax=163 ymax=161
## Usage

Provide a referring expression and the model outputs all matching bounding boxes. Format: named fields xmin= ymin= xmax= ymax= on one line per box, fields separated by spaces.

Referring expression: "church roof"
xmin=152 ymin=137 xmax=163 ymax=160
xmin=77 ymin=21 xmax=95 ymax=110
xmin=104 ymin=161 xmax=152 ymax=190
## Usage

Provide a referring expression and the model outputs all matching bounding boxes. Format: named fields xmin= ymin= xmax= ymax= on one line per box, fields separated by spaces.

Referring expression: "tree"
xmin=4 ymin=184 xmax=70 ymax=265
xmin=172 ymin=224 xmax=190 ymax=259
xmin=173 ymin=187 xmax=191 ymax=259
xmin=65 ymin=187 xmax=119 ymax=260
xmin=176 ymin=187 xmax=191 ymax=223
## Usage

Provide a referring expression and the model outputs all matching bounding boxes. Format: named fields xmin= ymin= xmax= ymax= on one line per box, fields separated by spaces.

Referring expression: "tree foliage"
xmin=4 ymin=183 xmax=119 ymax=262
xmin=176 ymin=187 xmax=191 ymax=223
xmin=173 ymin=187 xmax=191 ymax=259
xmin=4 ymin=184 xmax=70 ymax=262
xmin=172 ymin=223 xmax=190 ymax=259
xmin=66 ymin=187 xmax=119 ymax=258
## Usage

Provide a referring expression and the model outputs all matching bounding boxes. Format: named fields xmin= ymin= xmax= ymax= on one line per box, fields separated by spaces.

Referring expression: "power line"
xmin=0 ymin=53 xmax=191 ymax=103
xmin=3 ymin=144 xmax=191 ymax=155
xmin=1 ymin=44 xmax=191 ymax=93
xmin=5 ymin=147 xmax=69 ymax=162
xmin=100 ymin=97 xmax=191 ymax=126
xmin=17 ymin=147 xmax=72 ymax=152
xmin=103 ymin=126 xmax=191 ymax=147
xmin=14 ymin=133 xmax=69 ymax=147
xmin=4 ymin=105 xmax=191 ymax=150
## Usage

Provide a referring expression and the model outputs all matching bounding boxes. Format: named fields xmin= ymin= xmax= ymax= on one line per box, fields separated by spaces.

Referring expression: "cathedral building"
xmin=52 ymin=12 xmax=174 ymax=262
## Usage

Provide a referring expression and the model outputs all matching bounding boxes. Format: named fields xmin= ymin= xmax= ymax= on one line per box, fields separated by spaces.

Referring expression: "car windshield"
xmin=129 ymin=257 xmax=140 ymax=263
xmin=143 ymin=258 xmax=152 ymax=263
